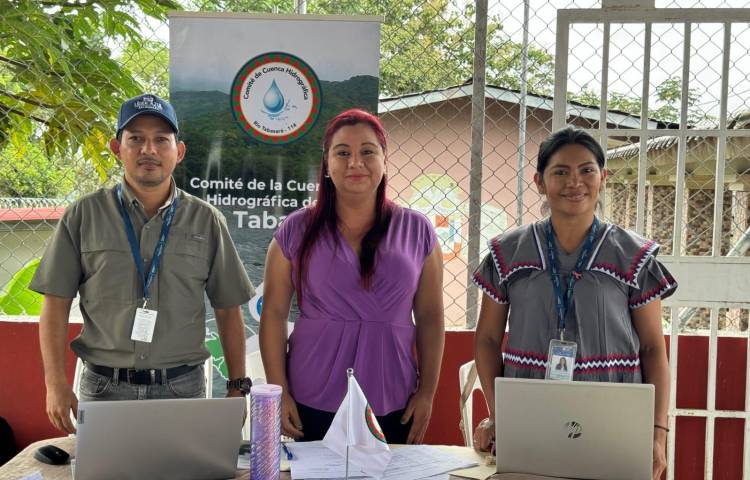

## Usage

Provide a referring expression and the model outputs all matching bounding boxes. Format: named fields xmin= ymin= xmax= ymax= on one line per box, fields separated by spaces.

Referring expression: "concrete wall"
xmin=0 ymin=223 xmax=54 ymax=288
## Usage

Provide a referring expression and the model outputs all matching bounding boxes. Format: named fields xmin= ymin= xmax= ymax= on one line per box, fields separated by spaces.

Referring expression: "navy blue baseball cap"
xmin=116 ymin=94 xmax=179 ymax=138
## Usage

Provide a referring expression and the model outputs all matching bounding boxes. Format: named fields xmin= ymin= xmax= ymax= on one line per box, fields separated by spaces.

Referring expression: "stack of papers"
xmin=286 ymin=441 xmax=478 ymax=480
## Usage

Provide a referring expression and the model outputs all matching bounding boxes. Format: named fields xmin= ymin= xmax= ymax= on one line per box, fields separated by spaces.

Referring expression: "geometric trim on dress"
xmin=629 ymin=275 xmax=677 ymax=309
xmin=586 ymin=223 xmax=614 ymax=270
xmin=503 ymin=348 xmax=641 ymax=375
xmin=589 ymin=237 xmax=658 ymax=289
xmin=488 ymin=236 xmax=543 ymax=285
xmin=575 ymin=353 xmax=641 ymax=374
xmin=472 ymin=271 xmax=509 ymax=304
xmin=503 ymin=348 xmax=547 ymax=371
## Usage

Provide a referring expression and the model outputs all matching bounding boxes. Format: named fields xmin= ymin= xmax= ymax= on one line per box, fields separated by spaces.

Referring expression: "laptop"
xmin=74 ymin=397 xmax=245 ymax=480
xmin=495 ymin=378 xmax=654 ymax=480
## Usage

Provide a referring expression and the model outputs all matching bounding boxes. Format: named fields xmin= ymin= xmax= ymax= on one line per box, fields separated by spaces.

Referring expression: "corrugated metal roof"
xmin=0 ymin=198 xmax=67 ymax=223
xmin=378 ymin=81 xmax=679 ymax=130
xmin=607 ymin=136 xmax=681 ymax=160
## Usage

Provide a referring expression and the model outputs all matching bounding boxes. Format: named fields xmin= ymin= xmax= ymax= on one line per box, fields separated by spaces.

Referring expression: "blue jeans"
xmin=78 ymin=364 xmax=206 ymax=401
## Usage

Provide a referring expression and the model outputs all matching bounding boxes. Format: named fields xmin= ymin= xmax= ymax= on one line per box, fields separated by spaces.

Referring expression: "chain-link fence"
xmin=1 ymin=0 xmax=749 ymax=331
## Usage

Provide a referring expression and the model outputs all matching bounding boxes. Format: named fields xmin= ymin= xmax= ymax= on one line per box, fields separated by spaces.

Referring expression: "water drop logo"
xmin=263 ymin=80 xmax=285 ymax=115
xmin=248 ymin=282 xmax=264 ymax=322
xmin=230 ymin=52 xmax=322 ymax=145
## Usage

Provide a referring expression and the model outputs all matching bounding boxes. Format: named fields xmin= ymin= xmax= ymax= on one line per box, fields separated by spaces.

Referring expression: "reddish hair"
xmin=296 ymin=109 xmax=393 ymax=304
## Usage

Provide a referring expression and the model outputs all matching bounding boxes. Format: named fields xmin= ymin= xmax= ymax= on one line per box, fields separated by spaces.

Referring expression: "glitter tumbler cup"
xmin=250 ymin=384 xmax=282 ymax=480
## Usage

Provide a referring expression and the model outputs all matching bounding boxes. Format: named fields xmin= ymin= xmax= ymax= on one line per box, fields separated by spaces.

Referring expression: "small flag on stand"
xmin=322 ymin=369 xmax=392 ymax=479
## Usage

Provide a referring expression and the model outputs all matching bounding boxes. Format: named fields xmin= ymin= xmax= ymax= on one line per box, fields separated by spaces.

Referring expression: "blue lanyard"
xmin=545 ymin=217 xmax=599 ymax=339
xmin=116 ymin=184 xmax=178 ymax=307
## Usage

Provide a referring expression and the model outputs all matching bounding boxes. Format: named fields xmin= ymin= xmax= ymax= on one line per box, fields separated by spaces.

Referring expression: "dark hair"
xmin=536 ymin=127 xmax=605 ymax=174
xmin=295 ymin=109 xmax=393 ymax=304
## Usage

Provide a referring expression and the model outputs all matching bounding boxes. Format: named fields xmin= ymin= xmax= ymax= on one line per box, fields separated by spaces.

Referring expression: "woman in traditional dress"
xmin=473 ymin=127 xmax=676 ymax=479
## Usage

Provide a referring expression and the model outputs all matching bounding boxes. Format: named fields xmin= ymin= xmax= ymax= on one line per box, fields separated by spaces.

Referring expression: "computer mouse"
xmin=34 ymin=444 xmax=70 ymax=465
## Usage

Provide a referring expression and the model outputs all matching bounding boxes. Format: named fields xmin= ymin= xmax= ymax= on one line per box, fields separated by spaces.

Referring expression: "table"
xmin=0 ymin=437 xmax=557 ymax=480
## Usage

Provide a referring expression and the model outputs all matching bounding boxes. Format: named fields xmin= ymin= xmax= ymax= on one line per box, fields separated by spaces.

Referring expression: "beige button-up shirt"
xmin=30 ymin=180 xmax=255 ymax=369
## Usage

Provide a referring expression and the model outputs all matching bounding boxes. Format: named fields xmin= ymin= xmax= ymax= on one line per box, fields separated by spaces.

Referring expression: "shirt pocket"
xmin=161 ymin=228 xmax=212 ymax=294
xmin=79 ymin=236 xmax=134 ymax=303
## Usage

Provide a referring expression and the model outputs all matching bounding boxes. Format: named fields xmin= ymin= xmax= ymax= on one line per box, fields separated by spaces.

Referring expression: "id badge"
xmin=131 ymin=308 xmax=157 ymax=343
xmin=545 ymin=339 xmax=576 ymax=381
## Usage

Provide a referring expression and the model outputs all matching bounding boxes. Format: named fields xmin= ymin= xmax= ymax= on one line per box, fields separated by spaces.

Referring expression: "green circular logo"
xmin=365 ymin=404 xmax=386 ymax=443
xmin=230 ymin=52 xmax=322 ymax=145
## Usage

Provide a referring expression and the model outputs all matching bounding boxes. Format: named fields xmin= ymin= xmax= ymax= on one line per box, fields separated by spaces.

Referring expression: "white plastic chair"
xmin=458 ymin=360 xmax=482 ymax=448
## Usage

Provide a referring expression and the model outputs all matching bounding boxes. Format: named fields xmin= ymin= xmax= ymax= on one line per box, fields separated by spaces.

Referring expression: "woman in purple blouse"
xmin=259 ymin=109 xmax=445 ymax=444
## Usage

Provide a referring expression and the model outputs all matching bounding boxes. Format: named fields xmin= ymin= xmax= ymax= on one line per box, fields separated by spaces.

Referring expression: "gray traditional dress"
xmin=472 ymin=218 xmax=677 ymax=383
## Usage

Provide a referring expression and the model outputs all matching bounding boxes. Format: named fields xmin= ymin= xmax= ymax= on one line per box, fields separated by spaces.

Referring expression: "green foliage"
xmin=0 ymin=0 xmax=179 ymax=197
xmin=0 ymin=258 xmax=42 ymax=315
xmin=569 ymin=77 xmax=714 ymax=125
xmin=188 ymin=0 xmax=554 ymax=96
xmin=314 ymin=0 xmax=554 ymax=96
xmin=653 ymin=76 xmax=714 ymax=125
xmin=0 ymin=0 xmax=722 ymax=201
xmin=0 ymin=119 xmax=76 ymax=197
xmin=185 ymin=0 xmax=294 ymax=11
xmin=121 ymin=39 xmax=170 ymax=98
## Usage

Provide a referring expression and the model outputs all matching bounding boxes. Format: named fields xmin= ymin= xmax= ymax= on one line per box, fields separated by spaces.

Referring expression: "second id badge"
xmin=131 ymin=307 xmax=157 ymax=343
xmin=545 ymin=339 xmax=577 ymax=381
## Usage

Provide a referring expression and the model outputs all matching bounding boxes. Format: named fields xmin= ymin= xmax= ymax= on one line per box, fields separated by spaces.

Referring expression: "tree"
xmin=1 ymin=0 xmax=718 ymax=200
xmin=0 ymin=125 xmax=76 ymax=198
xmin=569 ymin=76 xmax=712 ymax=126
xmin=187 ymin=0 xmax=554 ymax=96
xmin=0 ymin=0 xmax=179 ymax=197
xmin=121 ymin=39 xmax=171 ymax=99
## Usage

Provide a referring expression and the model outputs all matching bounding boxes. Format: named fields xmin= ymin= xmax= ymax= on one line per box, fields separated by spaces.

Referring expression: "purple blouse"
xmin=274 ymin=206 xmax=437 ymax=415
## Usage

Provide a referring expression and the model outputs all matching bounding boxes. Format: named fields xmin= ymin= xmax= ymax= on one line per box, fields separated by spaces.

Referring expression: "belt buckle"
xmin=127 ymin=369 xmax=154 ymax=384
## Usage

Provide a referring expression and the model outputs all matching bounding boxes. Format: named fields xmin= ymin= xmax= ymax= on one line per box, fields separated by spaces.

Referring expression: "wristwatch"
xmin=226 ymin=377 xmax=252 ymax=395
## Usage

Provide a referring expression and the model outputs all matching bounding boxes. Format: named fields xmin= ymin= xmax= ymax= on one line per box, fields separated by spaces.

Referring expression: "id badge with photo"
xmin=131 ymin=308 xmax=157 ymax=343
xmin=545 ymin=339 xmax=577 ymax=381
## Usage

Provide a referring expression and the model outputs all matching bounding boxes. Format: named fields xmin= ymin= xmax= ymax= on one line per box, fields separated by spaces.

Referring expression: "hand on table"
xmin=473 ymin=417 xmax=495 ymax=452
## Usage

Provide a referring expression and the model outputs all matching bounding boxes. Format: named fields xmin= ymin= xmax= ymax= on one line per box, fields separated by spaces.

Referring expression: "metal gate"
xmin=553 ymin=2 xmax=750 ymax=477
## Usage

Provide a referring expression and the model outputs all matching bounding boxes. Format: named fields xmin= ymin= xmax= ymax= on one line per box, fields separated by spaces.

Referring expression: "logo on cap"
xmin=134 ymin=96 xmax=164 ymax=111
xmin=117 ymin=94 xmax=178 ymax=135
xmin=230 ymin=52 xmax=322 ymax=145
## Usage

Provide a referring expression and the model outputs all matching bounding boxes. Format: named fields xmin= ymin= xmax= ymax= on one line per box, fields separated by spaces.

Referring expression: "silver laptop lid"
xmin=495 ymin=378 xmax=654 ymax=480
xmin=75 ymin=397 xmax=245 ymax=480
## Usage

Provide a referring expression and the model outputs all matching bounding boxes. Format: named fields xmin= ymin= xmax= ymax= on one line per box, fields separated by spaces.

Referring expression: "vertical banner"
xmin=169 ymin=13 xmax=381 ymax=396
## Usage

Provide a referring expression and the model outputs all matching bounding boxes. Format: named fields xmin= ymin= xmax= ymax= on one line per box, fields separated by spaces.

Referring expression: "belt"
xmin=87 ymin=363 xmax=198 ymax=385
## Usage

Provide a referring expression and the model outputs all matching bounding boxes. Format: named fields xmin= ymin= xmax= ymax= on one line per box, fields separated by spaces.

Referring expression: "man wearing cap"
xmin=31 ymin=94 xmax=255 ymax=434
